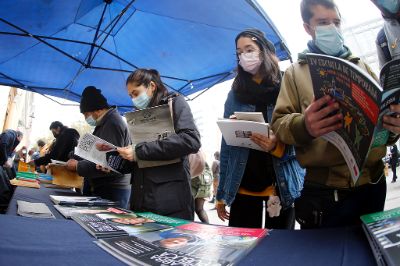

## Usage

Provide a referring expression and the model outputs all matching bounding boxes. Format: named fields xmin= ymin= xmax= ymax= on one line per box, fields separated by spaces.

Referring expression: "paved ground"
xmin=196 ymin=168 xmax=400 ymax=227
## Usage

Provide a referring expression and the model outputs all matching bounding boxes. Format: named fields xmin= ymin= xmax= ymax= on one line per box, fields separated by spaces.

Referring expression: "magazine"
xmin=361 ymin=207 xmax=400 ymax=266
xmin=74 ymin=133 xmax=127 ymax=173
xmin=17 ymin=200 xmax=55 ymax=219
xmin=124 ymin=104 xmax=180 ymax=168
xmin=48 ymin=165 xmax=83 ymax=189
xmin=54 ymin=205 xmax=130 ymax=219
xmin=50 ymin=195 xmax=117 ymax=206
xmin=131 ymin=222 xmax=268 ymax=265
xmin=72 ymin=212 xmax=171 ymax=238
xmin=136 ymin=212 xmax=190 ymax=227
xmin=96 ymin=235 xmax=226 ymax=266
xmin=307 ymin=54 xmax=400 ymax=184
xmin=217 ymin=115 xmax=269 ymax=151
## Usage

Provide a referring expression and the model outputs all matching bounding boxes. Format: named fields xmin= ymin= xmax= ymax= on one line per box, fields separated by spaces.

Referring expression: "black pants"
xmin=229 ymin=193 xmax=295 ymax=229
xmin=391 ymin=162 xmax=397 ymax=182
xmin=295 ymin=179 xmax=386 ymax=229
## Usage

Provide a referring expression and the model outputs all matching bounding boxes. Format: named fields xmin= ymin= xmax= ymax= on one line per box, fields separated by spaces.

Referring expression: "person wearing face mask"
xmin=65 ymin=86 xmax=131 ymax=208
xmin=272 ymin=0 xmax=400 ymax=229
xmin=33 ymin=121 xmax=80 ymax=167
xmin=114 ymin=69 xmax=200 ymax=220
xmin=216 ymin=29 xmax=305 ymax=229
xmin=371 ymin=0 xmax=400 ymax=67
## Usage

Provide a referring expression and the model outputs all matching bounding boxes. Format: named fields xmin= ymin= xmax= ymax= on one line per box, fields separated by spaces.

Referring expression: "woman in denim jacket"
xmin=216 ymin=29 xmax=305 ymax=229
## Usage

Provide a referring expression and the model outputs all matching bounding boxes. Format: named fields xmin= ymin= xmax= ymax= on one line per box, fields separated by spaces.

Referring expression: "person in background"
xmin=271 ymin=0 xmax=400 ymax=229
xmin=210 ymin=151 xmax=220 ymax=204
xmin=66 ymin=86 xmax=131 ymax=208
xmin=216 ymin=29 xmax=304 ymax=229
xmin=32 ymin=121 xmax=79 ymax=167
xmin=0 ymin=130 xmax=23 ymax=178
xmin=371 ymin=0 xmax=400 ymax=67
xmin=115 ymin=68 xmax=200 ymax=220
xmin=191 ymin=162 xmax=213 ymax=223
xmin=390 ymin=144 xmax=399 ymax=183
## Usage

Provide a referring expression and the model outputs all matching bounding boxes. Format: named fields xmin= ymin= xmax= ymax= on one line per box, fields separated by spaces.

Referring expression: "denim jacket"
xmin=217 ymin=90 xmax=305 ymax=209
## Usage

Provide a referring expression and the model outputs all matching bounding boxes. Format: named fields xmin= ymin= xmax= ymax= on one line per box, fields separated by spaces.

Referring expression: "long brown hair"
xmin=126 ymin=69 xmax=168 ymax=107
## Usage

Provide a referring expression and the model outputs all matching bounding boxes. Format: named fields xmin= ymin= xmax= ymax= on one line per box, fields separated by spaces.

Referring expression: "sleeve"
xmin=0 ymin=133 xmax=10 ymax=165
xmin=271 ymin=65 xmax=314 ymax=147
xmin=135 ymin=96 xmax=201 ymax=161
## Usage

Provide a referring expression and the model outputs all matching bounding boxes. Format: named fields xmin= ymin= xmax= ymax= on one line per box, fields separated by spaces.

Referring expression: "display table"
xmin=2 ymin=186 xmax=376 ymax=266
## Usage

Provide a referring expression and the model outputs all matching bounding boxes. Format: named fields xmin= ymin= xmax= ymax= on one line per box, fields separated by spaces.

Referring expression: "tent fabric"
xmin=0 ymin=0 xmax=290 ymax=112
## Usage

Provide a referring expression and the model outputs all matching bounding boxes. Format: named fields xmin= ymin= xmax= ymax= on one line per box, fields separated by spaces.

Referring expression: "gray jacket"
xmin=77 ymin=107 xmax=131 ymax=189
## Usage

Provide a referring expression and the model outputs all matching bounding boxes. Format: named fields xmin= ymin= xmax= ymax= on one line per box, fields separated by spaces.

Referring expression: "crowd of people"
xmin=0 ymin=0 xmax=399 ymax=231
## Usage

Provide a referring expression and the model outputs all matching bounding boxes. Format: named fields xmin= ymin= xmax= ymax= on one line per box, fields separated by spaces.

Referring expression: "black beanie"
xmin=235 ymin=29 xmax=276 ymax=54
xmin=80 ymin=86 xmax=109 ymax=113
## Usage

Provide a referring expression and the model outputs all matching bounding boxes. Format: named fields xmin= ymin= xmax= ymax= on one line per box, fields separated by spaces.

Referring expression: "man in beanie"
xmin=33 ymin=121 xmax=79 ymax=166
xmin=66 ymin=86 xmax=131 ymax=209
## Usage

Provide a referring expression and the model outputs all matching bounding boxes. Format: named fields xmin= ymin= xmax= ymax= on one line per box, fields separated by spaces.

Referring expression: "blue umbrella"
xmin=0 ymin=0 xmax=290 ymax=112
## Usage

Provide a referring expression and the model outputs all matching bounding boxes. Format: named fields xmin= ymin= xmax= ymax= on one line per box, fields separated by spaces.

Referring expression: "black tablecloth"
xmin=3 ymin=186 xmax=377 ymax=266
xmin=6 ymin=185 xmax=78 ymax=219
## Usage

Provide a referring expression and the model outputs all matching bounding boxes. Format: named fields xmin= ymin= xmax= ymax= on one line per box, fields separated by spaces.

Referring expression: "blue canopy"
xmin=0 ymin=0 xmax=290 ymax=112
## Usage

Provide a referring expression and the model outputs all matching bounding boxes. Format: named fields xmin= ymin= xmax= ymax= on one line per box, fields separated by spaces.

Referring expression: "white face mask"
xmin=239 ymin=51 xmax=262 ymax=75
xmin=315 ymin=24 xmax=344 ymax=56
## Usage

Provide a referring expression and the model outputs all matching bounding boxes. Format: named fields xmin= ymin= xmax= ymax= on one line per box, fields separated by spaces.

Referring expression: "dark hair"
xmin=37 ymin=139 xmax=45 ymax=147
xmin=126 ymin=69 xmax=168 ymax=108
xmin=15 ymin=130 xmax=23 ymax=138
xmin=300 ymin=0 xmax=340 ymax=23
xmin=49 ymin=121 xmax=63 ymax=130
xmin=234 ymin=29 xmax=281 ymax=90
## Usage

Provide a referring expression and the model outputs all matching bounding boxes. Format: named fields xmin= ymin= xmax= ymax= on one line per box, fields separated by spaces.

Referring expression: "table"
xmin=3 ymin=186 xmax=377 ymax=266
xmin=6 ymin=185 xmax=78 ymax=219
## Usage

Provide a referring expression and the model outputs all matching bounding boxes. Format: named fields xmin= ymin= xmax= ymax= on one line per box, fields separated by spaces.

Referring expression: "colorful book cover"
xmin=135 ymin=212 xmax=190 ymax=227
xmin=54 ymin=205 xmax=130 ymax=219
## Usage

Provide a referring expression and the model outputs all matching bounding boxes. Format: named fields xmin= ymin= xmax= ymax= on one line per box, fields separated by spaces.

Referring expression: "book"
xmin=233 ymin=111 xmax=265 ymax=123
xmin=17 ymin=200 xmax=55 ymax=219
xmin=124 ymin=104 xmax=180 ymax=168
xmin=306 ymin=54 xmax=400 ymax=184
xmin=74 ymin=133 xmax=127 ymax=173
xmin=10 ymin=178 xmax=40 ymax=189
xmin=50 ymin=159 xmax=67 ymax=166
xmin=361 ymin=207 xmax=400 ymax=266
xmin=135 ymin=212 xmax=190 ymax=227
xmin=217 ymin=117 xmax=270 ymax=151
xmin=37 ymin=173 xmax=53 ymax=184
xmin=131 ymin=222 xmax=268 ymax=265
xmin=71 ymin=213 xmax=129 ymax=239
xmin=50 ymin=195 xmax=117 ymax=206
xmin=53 ymin=205 xmax=131 ymax=219
xmin=96 ymin=235 xmax=223 ymax=266
xmin=72 ymin=212 xmax=171 ymax=239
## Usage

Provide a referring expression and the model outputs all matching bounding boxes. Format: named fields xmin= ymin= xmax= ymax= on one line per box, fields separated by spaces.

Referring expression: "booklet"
xmin=307 ymin=54 xmax=400 ymax=184
xmin=50 ymin=159 xmax=67 ymax=166
xmin=135 ymin=212 xmax=190 ymax=227
xmin=361 ymin=207 xmax=400 ymax=266
xmin=124 ymin=104 xmax=180 ymax=168
xmin=217 ymin=117 xmax=269 ymax=151
xmin=54 ymin=205 xmax=130 ymax=219
xmin=72 ymin=212 xmax=171 ymax=239
xmin=50 ymin=195 xmax=117 ymax=206
xmin=74 ymin=133 xmax=127 ymax=173
xmin=17 ymin=200 xmax=55 ymax=219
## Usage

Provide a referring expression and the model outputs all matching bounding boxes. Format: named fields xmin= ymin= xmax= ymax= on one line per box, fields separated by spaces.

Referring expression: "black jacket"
xmin=77 ymin=107 xmax=131 ymax=189
xmin=34 ymin=126 xmax=79 ymax=166
xmin=130 ymin=94 xmax=201 ymax=220
xmin=0 ymin=130 xmax=20 ymax=166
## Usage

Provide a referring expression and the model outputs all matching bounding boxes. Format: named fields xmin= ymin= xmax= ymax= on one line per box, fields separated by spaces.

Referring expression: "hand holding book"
xmin=383 ymin=104 xmax=400 ymax=134
xmin=250 ymin=131 xmax=276 ymax=152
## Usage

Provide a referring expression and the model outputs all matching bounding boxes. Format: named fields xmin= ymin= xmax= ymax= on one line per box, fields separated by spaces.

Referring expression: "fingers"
xmin=307 ymin=95 xmax=332 ymax=113
xmin=216 ymin=204 xmax=230 ymax=221
xmin=250 ymin=132 xmax=277 ymax=152
xmin=383 ymin=114 xmax=400 ymax=134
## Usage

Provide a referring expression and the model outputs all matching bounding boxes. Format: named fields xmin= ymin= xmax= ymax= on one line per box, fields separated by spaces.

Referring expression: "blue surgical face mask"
xmin=85 ymin=115 xmax=97 ymax=127
xmin=132 ymin=90 xmax=151 ymax=109
xmin=314 ymin=24 xmax=344 ymax=56
xmin=377 ymin=0 xmax=400 ymax=14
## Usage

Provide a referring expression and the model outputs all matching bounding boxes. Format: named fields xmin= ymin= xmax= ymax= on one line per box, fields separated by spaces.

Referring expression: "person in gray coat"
xmin=117 ymin=69 xmax=201 ymax=220
xmin=66 ymin=86 xmax=131 ymax=208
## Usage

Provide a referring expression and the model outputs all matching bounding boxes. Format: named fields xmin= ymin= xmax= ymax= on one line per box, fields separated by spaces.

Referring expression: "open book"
xmin=74 ymin=133 xmax=126 ymax=173
xmin=124 ymin=104 xmax=180 ymax=168
xmin=361 ymin=207 xmax=400 ymax=266
xmin=307 ymin=54 xmax=400 ymax=184
xmin=217 ymin=112 xmax=269 ymax=151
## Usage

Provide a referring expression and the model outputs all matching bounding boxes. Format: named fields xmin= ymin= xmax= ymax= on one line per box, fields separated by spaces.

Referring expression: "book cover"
xmin=124 ymin=104 xmax=180 ymax=168
xmin=71 ymin=213 xmax=128 ymax=239
xmin=135 ymin=212 xmax=190 ymax=227
xmin=306 ymin=53 xmax=394 ymax=184
xmin=50 ymin=195 xmax=117 ymax=206
xmin=97 ymin=235 xmax=225 ymax=266
xmin=74 ymin=133 xmax=127 ymax=173
xmin=53 ymin=205 xmax=130 ymax=219
xmin=361 ymin=207 xmax=400 ymax=266
xmin=49 ymin=165 xmax=83 ymax=189
xmin=217 ymin=119 xmax=270 ymax=151
xmin=17 ymin=200 xmax=55 ymax=219
xmin=134 ymin=223 xmax=268 ymax=265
